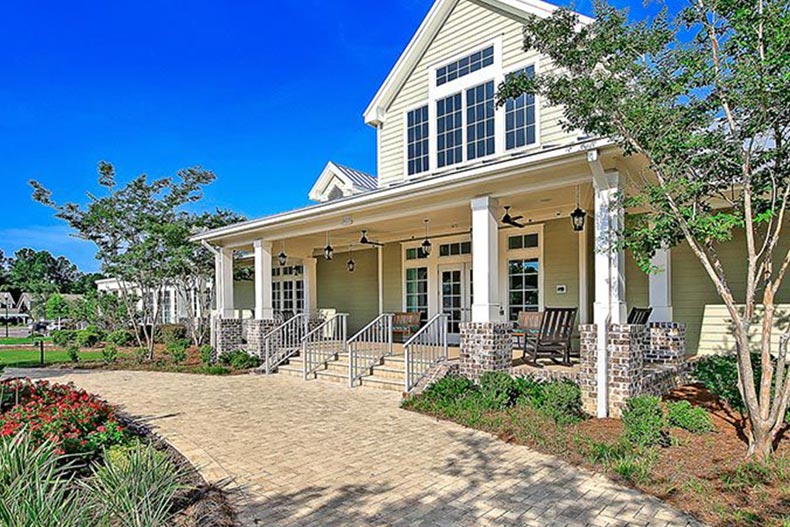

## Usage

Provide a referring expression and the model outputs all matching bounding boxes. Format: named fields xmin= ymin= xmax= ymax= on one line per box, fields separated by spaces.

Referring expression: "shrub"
xmin=133 ymin=347 xmax=148 ymax=364
xmin=611 ymin=448 xmax=657 ymax=484
xmin=199 ymin=344 xmax=214 ymax=365
xmin=692 ymin=353 xmax=761 ymax=415
xmin=622 ymin=395 xmax=668 ymax=448
xmin=539 ymin=380 xmax=583 ymax=425
xmin=0 ymin=379 xmax=127 ymax=456
xmin=76 ymin=326 xmax=103 ymax=348
xmin=106 ymin=329 xmax=134 ymax=347
xmin=479 ymin=371 xmax=517 ymax=409
xmin=513 ymin=376 xmax=545 ymax=408
xmin=51 ymin=329 xmax=77 ymax=348
xmin=422 ymin=375 xmax=475 ymax=403
xmin=154 ymin=324 xmax=188 ymax=345
xmin=218 ymin=350 xmax=261 ymax=370
xmin=195 ymin=365 xmax=231 ymax=376
xmin=102 ymin=344 xmax=119 ymax=364
xmin=84 ymin=441 xmax=182 ymax=527
xmin=67 ymin=345 xmax=80 ymax=363
xmin=166 ymin=340 xmax=188 ymax=364
xmin=667 ymin=401 xmax=714 ymax=433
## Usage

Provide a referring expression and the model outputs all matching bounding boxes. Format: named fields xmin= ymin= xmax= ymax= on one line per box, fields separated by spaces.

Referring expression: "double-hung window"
xmin=407 ymin=106 xmax=430 ymax=175
xmin=436 ymin=93 xmax=463 ymax=168
xmin=505 ymin=65 xmax=537 ymax=150
xmin=466 ymin=81 xmax=495 ymax=160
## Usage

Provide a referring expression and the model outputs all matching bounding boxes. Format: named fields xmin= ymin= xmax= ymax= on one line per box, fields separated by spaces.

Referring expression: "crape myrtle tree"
xmin=166 ymin=209 xmax=245 ymax=346
xmin=31 ymin=162 xmax=218 ymax=359
xmin=497 ymin=0 xmax=789 ymax=458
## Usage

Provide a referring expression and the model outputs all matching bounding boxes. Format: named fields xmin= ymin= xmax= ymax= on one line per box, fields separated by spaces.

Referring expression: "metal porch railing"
xmin=348 ymin=314 xmax=393 ymax=387
xmin=302 ymin=314 xmax=348 ymax=380
xmin=262 ymin=313 xmax=310 ymax=374
xmin=404 ymin=313 xmax=449 ymax=393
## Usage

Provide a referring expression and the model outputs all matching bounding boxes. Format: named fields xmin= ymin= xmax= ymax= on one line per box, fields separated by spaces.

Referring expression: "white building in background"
xmin=95 ymin=278 xmax=203 ymax=324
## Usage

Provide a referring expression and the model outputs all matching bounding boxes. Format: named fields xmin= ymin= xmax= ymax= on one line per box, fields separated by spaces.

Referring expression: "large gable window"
xmin=466 ymin=81 xmax=496 ymax=160
xmin=407 ymin=106 xmax=430 ymax=175
xmin=436 ymin=46 xmax=494 ymax=87
xmin=505 ymin=65 xmax=537 ymax=150
xmin=436 ymin=93 xmax=463 ymax=168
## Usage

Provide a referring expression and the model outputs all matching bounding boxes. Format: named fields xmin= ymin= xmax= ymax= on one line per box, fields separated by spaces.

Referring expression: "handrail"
xmin=302 ymin=314 xmax=348 ymax=379
xmin=404 ymin=313 xmax=449 ymax=393
xmin=262 ymin=313 xmax=310 ymax=375
xmin=348 ymin=314 xmax=394 ymax=387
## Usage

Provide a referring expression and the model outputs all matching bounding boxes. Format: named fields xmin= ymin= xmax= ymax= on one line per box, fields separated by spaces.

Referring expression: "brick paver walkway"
xmin=8 ymin=369 xmax=702 ymax=526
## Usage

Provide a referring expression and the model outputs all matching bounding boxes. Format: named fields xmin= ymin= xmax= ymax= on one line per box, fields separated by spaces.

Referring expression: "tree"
xmin=167 ymin=209 xmax=245 ymax=346
xmin=498 ymin=0 xmax=789 ymax=459
xmin=31 ymin=162 xmax=217 ymax=359
xmin=45 ymin=293 xmax=70 ymax=326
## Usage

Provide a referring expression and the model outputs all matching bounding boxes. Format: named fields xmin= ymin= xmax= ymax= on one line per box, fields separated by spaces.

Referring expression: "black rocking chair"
xmin=523 ymin=307 xmax=578 ymax=366
xmin=627 ymin=307 xmax=653 ymax=326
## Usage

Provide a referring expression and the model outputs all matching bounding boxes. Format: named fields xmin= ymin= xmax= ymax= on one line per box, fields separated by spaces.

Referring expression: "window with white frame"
xmin=436 ymin=45 xmax=494 ymax=86
xmin=466 ymin=81 xmax=496 ymax=160
xmin=508 ymin=259 xmax=540 ymax=321
xmin=439 ymin=241 xmax=472 ymax=257
xmin=405 ymin=267 xmax=429 ymax=323
xmin=436 ymin=93 xmax=463 ymax=168
xmin=407 ymin=106 xmax=430 ymax=175
xmin=271 ymin=266 xmax=304 ymax=314
xmin=505 ymin=65 xmax=537 ymax=150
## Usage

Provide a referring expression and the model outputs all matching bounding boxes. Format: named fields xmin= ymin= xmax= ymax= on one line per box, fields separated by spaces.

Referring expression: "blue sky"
xmin=0 ymin=0 xmax=670 ymax=273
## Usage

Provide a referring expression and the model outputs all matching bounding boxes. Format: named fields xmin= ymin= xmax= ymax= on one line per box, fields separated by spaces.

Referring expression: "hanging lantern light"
xmin=324 ymin=232 xmax=334 ymax=261
xmin=278 ymin=241 xmax=288 ymax=266
xmin=421 ymin=219 xmax=432 ymax=256
xmin=570 ymin=186 xmax=587 ymax=232
xmin=347 ymin=244 xmax=356 ymax=273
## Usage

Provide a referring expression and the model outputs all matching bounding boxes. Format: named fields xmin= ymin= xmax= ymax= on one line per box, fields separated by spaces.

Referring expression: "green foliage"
xmin=132 ymin=347 xmax=147 ymax=364
xmin=67 ymin=345 xmax=80 ymax=363
xmin=479 ymin=371 xmax=517 ymax=409
xmin=166 ymin=340 xmax=188 ymax=364
xmin=667 ymin=401 xmax=714 ymax=434
xmin=101 ymin=344 xmax=118 ymax=364
xmin=76 ymin=325 xmax=104 ymax=348
xmin=692 ymin=354 xmax=761 ymax=415
xmin=51 ymin=329 xmax=76 ymax=348
xmin=154 ymin=324 xmax=188 ymax=345
xmin=622 ymin=396 xmax=668 ymax=449
xmin=198 ymin=344 xmax=214 ymax=365
xmin=106 ymin=329 xmax=134 ymax=347
xmin=194 ymin=365 xmax=231 ymax=376
xmin=539 ymin=380 xmax=583 ymax=425
xmin=82 ymin=441 xmax=182 ymax=527
xmin=0 ymin=433 xmax=84 ymax=526
xmin=218 ymin=350 xmax=261 ymax=370
xmin=513 ymin=376 xmax=546 ymax=407
xmin=45 ymin=293 xmax=69 ymax=322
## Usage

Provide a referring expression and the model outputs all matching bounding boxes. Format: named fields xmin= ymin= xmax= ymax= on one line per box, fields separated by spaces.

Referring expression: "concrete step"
xmin=369 ymin=364 xmax=406 ymax=380
xmin=358 ymin=374 xmax=404 ymax=392
xmin=314 ymin=369 xmax=348 ymax=385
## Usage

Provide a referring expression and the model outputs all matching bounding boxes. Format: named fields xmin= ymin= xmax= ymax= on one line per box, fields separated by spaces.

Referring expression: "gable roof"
xmin=308 ymin=162 xmax=378 ymax=203
xmin=363 ymin=0 xmax=593 ymax=126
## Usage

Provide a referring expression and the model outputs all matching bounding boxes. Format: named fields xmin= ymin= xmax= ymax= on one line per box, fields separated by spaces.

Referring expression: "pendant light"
xmin=570 ymin=186 xmax=587 ymax=232
xmin=324 ymin=232 xmax=334 ymax=261
xmin=347 ymin=244 xmax=356 ymax=273
xmin=278 ymin=241 xmax=288 ymax=266
xmin=421 ymin=219 xmax=432 ymax=256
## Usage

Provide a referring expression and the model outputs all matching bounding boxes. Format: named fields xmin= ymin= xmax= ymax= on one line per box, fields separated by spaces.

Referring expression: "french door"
xmin=438 ymin=264 xmax=472 ymax=344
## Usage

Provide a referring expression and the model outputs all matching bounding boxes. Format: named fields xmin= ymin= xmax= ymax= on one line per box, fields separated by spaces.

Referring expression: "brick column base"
xmin=459 ymin=322 xmax=512 ymax=382
xmin=644 ymin=322 xmax=686 ymax=366
xmin=216 ymin=319 xmax=243 ymax=358
xmin=245 ymin=320 xmax=279 ymax=358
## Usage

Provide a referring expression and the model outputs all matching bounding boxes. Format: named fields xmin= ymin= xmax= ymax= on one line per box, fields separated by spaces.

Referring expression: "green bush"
xmin=106 ymin=329 xmax=134 ymax=347
xmin=539 ymin=380 xmax=583 ymax=425
xmin=199 ymin=344 xmax=214 ymax=365
xmin=422 ymin=375 xmax=475 ymax=404
xmin=513 ymin=376 xmax=545 ymax=408
xmin=154 ymin=324 xmax=188 ymax=344
xmin=51 ymin=329 xmax=77 ymax=348
xmin=67 ymin=345 xmax=80 ymax=363
xmin=622 ymin=395 xmax=668 ymax=448
xmin=479 ymin=371 xmax=517 ymax=409
xmin=667 ymin=401 xmax=714 ymax=433
xmin=166 ymin=340 xmax=188 ymax=364
xmin=218 ymin=350 xmax=261 ymax=370
xmin=194 ymin=365 xmax=231 ymax=376
xmin=692 ymin=353 xmax=760 ymax=414
xmin=76 ymin=326 xmax=104 ymax=348
xmin=133 ymin=347 xmax=148 ymax=364
xmin=84 ymin=441 xmax=182 ymax=527
xmin=102 ymin=344 xmax=118 ymax=364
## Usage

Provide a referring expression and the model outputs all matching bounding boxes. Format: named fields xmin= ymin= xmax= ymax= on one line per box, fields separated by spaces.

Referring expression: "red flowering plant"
xmin=0 ymin=379 xmax=128 ymax=456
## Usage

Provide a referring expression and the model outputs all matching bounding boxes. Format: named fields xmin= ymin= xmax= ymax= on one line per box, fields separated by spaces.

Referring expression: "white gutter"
xmin=191 ymin=138 xmax=616 ymax=244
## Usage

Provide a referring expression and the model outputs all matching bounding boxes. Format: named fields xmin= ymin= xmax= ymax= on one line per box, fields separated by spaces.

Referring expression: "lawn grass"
xmin=0 ymin=336 xmax=52 ymax=345
xmin=0 ymin=348 xmax=103 ymax=367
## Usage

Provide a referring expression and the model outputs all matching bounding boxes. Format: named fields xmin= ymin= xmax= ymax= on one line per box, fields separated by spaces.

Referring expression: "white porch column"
xmin=216 ymin=247 xmax=235 ymax=318
xmin=471 ymin=196 xmax=500 ymax=322
xmin=253 ymin=240 xmax=274 ymax=320
xmin=590 ymin=151 xmax=627 ymax=418
xmin=303 ymin=256 xmax=318 ymax=315
xmin=578 ymin=224 xmax=591 ymax=324
xmin=649 ymin=248 xmax=673 ymax=322
xmin=377 ymin=246 xmax=384 ymax=315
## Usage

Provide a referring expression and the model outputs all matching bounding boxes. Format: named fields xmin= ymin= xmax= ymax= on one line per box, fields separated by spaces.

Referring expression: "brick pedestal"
xmin=459 ymin=322 xmax=512 ymax=382
xmin=579 ymin=324 xmax=598 ymax=416
xmin=608 ymin=324 xmax=647 ymax=417
xmin=644 ymin=322 xmax=686 ymax=366
xmin=216 ymin=319 xmax=243 ymax=357
xmin=245 ymin=319 xmax=279 ymax=358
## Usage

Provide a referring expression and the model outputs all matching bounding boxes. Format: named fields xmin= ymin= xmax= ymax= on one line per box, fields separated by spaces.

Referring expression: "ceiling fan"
xmin=502 ymin=206 xmax=526 ymax=228
xmin=359 ymin=230 xmax=384 ymax=247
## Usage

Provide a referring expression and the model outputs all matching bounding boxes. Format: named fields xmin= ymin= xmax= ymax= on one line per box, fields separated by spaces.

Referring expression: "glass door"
xmin=439 ymin=264 xmax=472 ymax=344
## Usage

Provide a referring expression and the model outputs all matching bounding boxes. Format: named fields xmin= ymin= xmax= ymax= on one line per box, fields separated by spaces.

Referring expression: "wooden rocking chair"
xmin=523 ymin=307 xmax=578 ymax=366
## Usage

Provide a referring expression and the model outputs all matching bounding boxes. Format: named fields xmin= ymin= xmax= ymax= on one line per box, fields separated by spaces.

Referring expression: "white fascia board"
xmin=191 ymin=138 xmax=616 ymax=245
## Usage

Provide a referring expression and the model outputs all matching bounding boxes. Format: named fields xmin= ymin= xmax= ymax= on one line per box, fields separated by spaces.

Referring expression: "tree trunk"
xmin=751 ymin=423 xmax=774 ymax=461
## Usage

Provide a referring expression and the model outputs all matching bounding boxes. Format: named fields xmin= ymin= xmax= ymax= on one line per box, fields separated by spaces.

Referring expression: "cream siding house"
xmin=192 ymin=0 xmax=789 ymax=416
